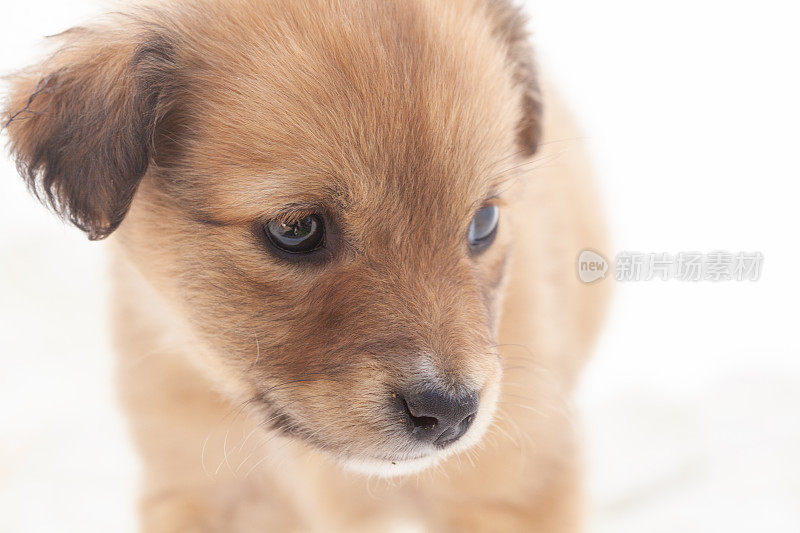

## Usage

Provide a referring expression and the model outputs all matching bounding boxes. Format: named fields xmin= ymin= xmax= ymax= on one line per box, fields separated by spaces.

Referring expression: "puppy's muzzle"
xmin=396 ymin=388 xmax=479 ymax=448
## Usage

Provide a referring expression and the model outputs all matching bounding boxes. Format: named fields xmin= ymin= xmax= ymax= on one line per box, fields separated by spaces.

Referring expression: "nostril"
xmin=435 ymin=412 xmax=475 ymax=446
xmin=401 ymin=396 xmax=439 ymax=430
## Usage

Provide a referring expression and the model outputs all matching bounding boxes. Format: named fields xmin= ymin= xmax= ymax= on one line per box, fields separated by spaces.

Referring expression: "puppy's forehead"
xmin=176 ymin=0 xmax=522 ymax=222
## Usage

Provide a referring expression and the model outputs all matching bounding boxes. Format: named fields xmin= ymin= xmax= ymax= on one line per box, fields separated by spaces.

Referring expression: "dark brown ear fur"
xmin=485 ymin=0 xmax=542 ymax=156
xmin=2 ymin=24 xmax=178 ymax=240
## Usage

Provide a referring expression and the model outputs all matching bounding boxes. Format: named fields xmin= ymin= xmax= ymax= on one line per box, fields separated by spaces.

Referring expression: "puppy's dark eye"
xmin=265 ymin=215 xmax=325 ymax=254
xmin=468 ymin=205 xmax=499 ymax=250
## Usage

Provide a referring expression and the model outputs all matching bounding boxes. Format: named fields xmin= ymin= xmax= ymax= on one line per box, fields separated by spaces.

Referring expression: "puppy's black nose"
xmin=398 ymin=389 xmax=479 ymax=448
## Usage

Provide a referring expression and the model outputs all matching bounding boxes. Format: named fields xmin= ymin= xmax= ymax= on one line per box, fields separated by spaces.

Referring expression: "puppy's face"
xmin=3 ymin=0 xmax=540 ymax=476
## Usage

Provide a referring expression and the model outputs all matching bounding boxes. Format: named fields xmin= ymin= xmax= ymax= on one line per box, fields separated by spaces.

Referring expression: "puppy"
xmin=2 ymin=0 xmax=608 ymax=531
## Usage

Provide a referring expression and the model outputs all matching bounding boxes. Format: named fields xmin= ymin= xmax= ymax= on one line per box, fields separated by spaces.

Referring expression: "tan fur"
xmin=2 ymin=1 xmax=608 ymax=531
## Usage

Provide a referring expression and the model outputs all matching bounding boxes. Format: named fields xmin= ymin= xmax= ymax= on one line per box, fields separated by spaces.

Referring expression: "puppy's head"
xmin=3 ymin=0 xmax=540 ymax=476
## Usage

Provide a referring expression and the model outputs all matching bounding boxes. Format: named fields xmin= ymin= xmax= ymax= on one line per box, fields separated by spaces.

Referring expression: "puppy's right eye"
xmin=264 ymin=215 xmax=325 ymax=254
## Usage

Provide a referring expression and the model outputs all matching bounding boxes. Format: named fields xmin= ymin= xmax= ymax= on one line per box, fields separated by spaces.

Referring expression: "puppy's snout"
xmin=398 ymin=389 xmax=479 ymax=448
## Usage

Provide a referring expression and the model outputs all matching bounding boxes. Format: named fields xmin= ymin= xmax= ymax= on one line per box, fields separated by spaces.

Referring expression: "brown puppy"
xmin=2 ymin=0 xmax=608 ymax=531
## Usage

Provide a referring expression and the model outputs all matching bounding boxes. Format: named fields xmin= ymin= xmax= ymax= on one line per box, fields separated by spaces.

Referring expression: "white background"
xmin=1 ymin=1 xmax=798 ymax=531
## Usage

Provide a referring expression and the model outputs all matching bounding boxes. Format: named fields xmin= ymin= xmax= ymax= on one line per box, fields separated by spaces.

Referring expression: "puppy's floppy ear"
xmin=2 ymin=23 xmax=178 ymax=240
xmin=485 ymin=0 xmax=542 ymax=157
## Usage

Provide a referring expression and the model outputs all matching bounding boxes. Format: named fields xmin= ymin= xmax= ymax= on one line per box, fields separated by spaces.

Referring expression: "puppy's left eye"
xmin=468 ymin=205 xmax=499 ymax=250
xmin=265 ymin=215 xmax=325 ymax=254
